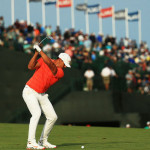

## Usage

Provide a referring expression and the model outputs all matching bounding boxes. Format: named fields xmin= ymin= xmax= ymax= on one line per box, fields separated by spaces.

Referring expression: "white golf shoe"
xmin=38 ymin=140 xmax=57 ymax=149
xmin=26 ymin=141 xmax=45 ymax=149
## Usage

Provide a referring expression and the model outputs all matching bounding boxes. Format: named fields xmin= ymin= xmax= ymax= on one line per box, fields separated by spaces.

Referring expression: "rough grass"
xmin=0 ymin=123 xmax=150 ymax=150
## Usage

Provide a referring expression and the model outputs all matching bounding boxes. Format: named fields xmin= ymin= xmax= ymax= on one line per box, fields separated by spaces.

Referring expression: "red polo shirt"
xmin=26 ymin=58 xmax=64 ymax=93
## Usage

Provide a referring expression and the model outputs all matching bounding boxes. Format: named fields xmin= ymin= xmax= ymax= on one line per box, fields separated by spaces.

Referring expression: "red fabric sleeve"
xmin=37 ymin=58 xmax=43 ymax=66
xmin=55 ymin=68 xmax=64 ymax=79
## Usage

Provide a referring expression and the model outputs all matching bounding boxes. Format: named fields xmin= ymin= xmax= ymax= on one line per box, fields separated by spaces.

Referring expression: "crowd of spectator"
xmin=0 ymin=16 xmax=150 ymax=94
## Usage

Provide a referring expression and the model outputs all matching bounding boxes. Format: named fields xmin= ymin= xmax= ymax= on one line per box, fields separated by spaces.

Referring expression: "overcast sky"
xmin=0 ymin=0 xmax=149 ymax=47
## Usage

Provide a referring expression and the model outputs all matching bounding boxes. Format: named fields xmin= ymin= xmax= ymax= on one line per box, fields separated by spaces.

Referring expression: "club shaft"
xmin=38 ymin=37 xmax=47 ymax=45
xmin=38 ymin=36 xmax=53 ymax=45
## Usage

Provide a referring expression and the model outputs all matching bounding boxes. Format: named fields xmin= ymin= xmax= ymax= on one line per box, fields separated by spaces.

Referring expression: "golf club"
xmin=38 ymin=36 xmax=53 ymax=45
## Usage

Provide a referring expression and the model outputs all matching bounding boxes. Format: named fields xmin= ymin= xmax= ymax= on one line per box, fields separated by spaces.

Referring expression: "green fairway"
xmin=0 ymin=123 xmax=150 ymax=150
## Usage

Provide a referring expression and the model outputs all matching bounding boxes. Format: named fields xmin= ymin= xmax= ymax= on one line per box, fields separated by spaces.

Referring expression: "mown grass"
xmin=0 ymin=123 xmax=150 ymax=150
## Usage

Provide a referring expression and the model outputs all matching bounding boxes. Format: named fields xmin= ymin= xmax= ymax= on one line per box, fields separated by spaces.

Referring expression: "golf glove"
xmin=33 ymin=44 xmax=41 ymax=52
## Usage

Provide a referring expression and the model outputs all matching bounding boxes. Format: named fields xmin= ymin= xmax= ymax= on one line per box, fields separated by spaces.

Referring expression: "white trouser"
xmin=22 ymin=85 xmax=58 ymax=143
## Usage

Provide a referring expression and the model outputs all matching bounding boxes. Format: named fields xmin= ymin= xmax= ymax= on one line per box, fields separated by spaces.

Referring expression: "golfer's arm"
xmin=39 ymin=51 xmax=57 ymax=75
xmin=28 ymin=51 xmax=40 ymax=70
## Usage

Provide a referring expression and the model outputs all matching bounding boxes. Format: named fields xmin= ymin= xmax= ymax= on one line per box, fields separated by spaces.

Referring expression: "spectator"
xmin=123 ymin=37 xmax=129 ymax=48
xmin=76 ymin=50 xmax=84 ymax=69
xmin=34 ymin=28 xmax=40 ymax=37
xmin=84 ymin=68 xmax=95 ymax=91
xmin=45 ymin=26 xmax=52 ymax=36
xmin=25 ymin=33 xmax=33 ymax=44
xmin=143 ymin=83 xmax=150 ymax=95
xmin=27 ymin=24 xmax=34 ymax=34
xmin=55 ymin=26 xmax=61 ymax=36
xmin=89 ymin=33 xmax=96 ymax=47
xmin=7 ymin=26 xmax=16 ymax=50
xmin=137 ymin=86 xmax=144 ymax=95
xmin=17 ymin=32 xmax=24 ymax=51
xmin=65 ymin=45 xmax=74 ymax=58
xmin=43 ymin=43 xmax=52 ymax=58
xmin=101 ymin=66 xmax=111 ymax=90
xmin=109 ymin=66 xmax=118 ymax=78
xmin=144 ymin=121 xmax=150 ymax=129
xmin=0 ymin=16 xmax=4 ymax=35
xmin=78 ymin=34 xmax=84 ymax=46
xmin=23 ymin=40 xmax=33 ymax=55
xmin=14 ymin=19 xmax=20 ymax=29
xmin=125 ymin=70 xmax=134 ymax=93
xmin=97 ymin=33 xmax=103 ymax=43
xmin=126 ymin=124 xmax=131 ymax=128
xmin=91 ymin=51 xmax=96 ymax=61
xmin=83 ymin=35 xmax=92 ymax=52
xmin=0 ymin=39 xmax=4 ymax=46
xmin=1 ymin=16 xmax=150 ymax=95
xmin=101 ymin=65 xmax=117 ymax=90
xmin=63 ymin=29 xmax=71 ymax=40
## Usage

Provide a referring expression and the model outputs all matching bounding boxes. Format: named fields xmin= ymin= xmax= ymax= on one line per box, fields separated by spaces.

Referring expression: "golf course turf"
xmin=0 ymin=123 xmax=150 ymax=150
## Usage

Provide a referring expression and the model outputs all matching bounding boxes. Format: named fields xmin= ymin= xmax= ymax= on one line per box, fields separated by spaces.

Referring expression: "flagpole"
xmin=26 ymin=0 xmax=30 ymax=25
xmin=56 ymin=0 xmax=60 ymax=26
xmin=71 ymin=0 xmax=75 ymax=29
xmin=138 ymin=10 xmax=142 ymax=44
xmin=85 ymin=0 xmax=89 ymax=34
xmin=11 ymin=0 xmax=15 ymax=25
xmin=98 ymin=5 xmax=102 ymax=34
xmin=125 ymin=8 xmax=129 ymax=38
xmin=42 ymin=0 xmax=46 ymax=27
xmin=112 ymin=6 xmax=116 ymax=37
xmin=85 ymin=9 xmax=89 ymax=34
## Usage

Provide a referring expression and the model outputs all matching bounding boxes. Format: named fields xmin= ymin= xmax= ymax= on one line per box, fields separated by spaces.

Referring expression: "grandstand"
xmin=0 ymin=16 xmax=150 ymax=128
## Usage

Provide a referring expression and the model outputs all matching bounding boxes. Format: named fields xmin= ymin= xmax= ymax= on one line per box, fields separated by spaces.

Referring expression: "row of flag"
xmin=75 ymin=3 xmax=141 ymax=44
xmin=76 ymin=4 xmax=139 ymax=21
xmin=30 ymin=0 xmax=72 ymax=7
xmin=30 ymin=0 xmax=140 ymax=21
xmin=11 ymin=0 xmax=142 ymax=43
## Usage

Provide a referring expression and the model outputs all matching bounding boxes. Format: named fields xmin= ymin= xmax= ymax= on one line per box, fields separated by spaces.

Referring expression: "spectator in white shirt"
xmin=84 ymin=68 xmax=95 ymax=91
xmin=101 ymin=65 xmax=117 ymax=90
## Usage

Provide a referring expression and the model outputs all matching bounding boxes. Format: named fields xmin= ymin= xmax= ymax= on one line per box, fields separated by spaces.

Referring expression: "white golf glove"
xmin=33 ymin=44 xmax=41 ymax=52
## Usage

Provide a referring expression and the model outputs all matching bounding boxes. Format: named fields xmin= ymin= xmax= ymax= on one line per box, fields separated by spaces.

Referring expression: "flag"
xmin=57 ymin=0 xmax=72 ymax=7
xmin=128 ymin=10 xmax=141 ymax=44
xmin=76 ymin=3 xmax=87 ymax=11
xmin=29 ymin=0 xmax=41 ymax=2
xmin=98 ymin=7 xmax=113 ymax=18
xmin=128 ymin=11 xmax=139 ymax=21
xmin=44 ymin=0 xmax=56 ymax=5
xmin=115 ymin=9 xmax=126 ymax=20
xmin=87 ymin=4 xmax=100 ymax=14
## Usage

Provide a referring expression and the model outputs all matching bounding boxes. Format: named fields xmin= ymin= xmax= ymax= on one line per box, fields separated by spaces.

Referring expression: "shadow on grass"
xmin=105 ymin=141 xmax=136 ymax=144
xmin=58 ymin=143 xmax=89 ymax=147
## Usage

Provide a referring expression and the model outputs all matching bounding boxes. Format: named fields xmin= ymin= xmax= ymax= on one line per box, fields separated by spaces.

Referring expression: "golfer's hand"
xmin=33 ymin=44 xmax=41 ymax=52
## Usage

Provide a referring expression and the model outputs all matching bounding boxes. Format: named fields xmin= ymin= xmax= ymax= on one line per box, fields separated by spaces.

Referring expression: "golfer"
xmin=22 ymin=44 xmax=71 ymax=149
